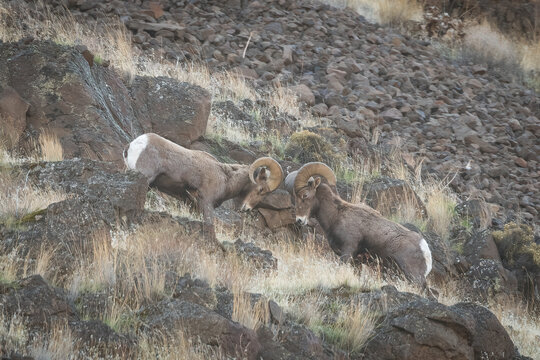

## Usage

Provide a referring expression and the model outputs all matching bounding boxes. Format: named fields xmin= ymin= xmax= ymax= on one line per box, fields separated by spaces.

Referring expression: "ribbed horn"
xmin=294 ymin=162 xmax=336 ymax=193
xmin=249 ymin=157 xmax=284 ymax=191
xmin=284 ymin=170 xmax=298 ymax=195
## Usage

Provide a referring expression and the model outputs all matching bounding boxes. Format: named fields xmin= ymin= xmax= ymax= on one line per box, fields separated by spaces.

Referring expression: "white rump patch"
xmin=126 ymin=134 xmax=148 ymax=170
xmin=419 ymin=238 xmax=432 ymax=277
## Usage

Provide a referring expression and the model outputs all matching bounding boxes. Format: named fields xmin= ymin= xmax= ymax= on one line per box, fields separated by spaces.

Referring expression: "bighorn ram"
xmin=124 ymin=133 xmax=283 ymax=242
xmin=287 ymin=162 xmax=432 ymax=284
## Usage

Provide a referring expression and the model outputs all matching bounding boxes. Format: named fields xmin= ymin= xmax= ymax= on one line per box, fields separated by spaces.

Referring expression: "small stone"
xmin=514 ymin=157 xmax=528 ymax=168
xmin=288 ymin=84 xmax=315 ymax=106
xmin=472 ymin=65 xmax=487 ymax=75
xmin=268 ymin=300 xmax=284 ymax=325
xmin=508 ymin=118 xmax=522 ymax=131
xmin=380 ymin=108 xmax=402 ymax=122
xmin=282 ymin=45 xmax=294 ymax=65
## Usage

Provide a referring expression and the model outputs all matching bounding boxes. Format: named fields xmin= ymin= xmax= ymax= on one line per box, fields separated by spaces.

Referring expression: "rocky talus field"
xmin=0 ymin=0 xmax=538 ymax=359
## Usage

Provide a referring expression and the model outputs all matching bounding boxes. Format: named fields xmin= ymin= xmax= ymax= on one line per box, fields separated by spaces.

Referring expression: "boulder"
xmin=258 ymin=208 xmax=296 ymax=229
xmin=455 ymin=199 xmax=493 ymax=230
xmin=363 ymin=298 xmax=516 ymax=360
xmin=0 ymin=41 xmax=138 ymax=164
xmin=1 ymin=159 xmax=147 ymax=279
xmin=0 ymin=86 xmax=29 ymax=146
xmin=462 ymin=230 xmax=501 ymax=263
xmin=462 ymin=259 xmax=518 ymax=302
xmin=141 ymin=298 xmax=262 ymax=359
xmin=222 ymin=239 xmax=278 ymax=271
xmin=258 ymin=189 xmax=293 ymax=210
xmin=0 ymin=41 xmax=210 ymax=166
xmin=129 ymin=76 xmax=211 ymax=146
xmin=0 ymin=275 xmax=77 ymax=333
xmin=0 ymin=275 xmax=135 ymax=358
xmin=288 ymin=84 xmax=315 ymax=106
xmin=363 ymin=176 xmax=426 ymax=219
xmin=22 ymin=159 xmax=147 ymax=222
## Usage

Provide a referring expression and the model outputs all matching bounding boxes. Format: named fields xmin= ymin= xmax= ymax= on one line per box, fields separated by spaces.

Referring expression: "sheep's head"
xmin=293 ymin=162 xmax=336 ymax=225
xmin=240 ymin=157 xmax=283 ymax=211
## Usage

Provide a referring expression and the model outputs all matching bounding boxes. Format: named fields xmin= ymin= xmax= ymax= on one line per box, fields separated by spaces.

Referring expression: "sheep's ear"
xmin=257 ymin=168 xmax=268 ymax=182
xmin=313 ymin=176 xmax=322 ymax=189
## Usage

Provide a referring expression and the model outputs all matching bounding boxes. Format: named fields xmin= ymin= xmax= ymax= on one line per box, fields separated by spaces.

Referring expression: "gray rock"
xmin=130 ymin=76 xmax=211 ymax=147
xmin=363 ymin=298 xmax=516 ymax=360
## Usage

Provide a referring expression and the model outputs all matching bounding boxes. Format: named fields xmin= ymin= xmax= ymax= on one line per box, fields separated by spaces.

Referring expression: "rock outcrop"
xmin=0 ymin=41 xmax=210 ymax=166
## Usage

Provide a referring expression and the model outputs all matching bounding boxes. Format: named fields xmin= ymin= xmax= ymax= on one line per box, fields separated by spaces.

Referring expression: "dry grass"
xmin=462 ymin=21 xmax=520 ymax=68
xmin=206 ymin=114 xmax=254 ymax=147
xmin=267 ymin=81 xmax=301 ymax=118
xmin=37 ymin=130 xmax=63 ymax=162
xmin=29 ymin=324 xmax=74 ymax=360
xmin=0 ymin=170 xmax=66 ymax=229
xmin=293 ymin=295 xmax=378 ymax=355
xmin=424 ymin=183 xmax=456 ymax=241
xmin=215 ymin=71 xmax=258 ymax=102
xmin=138 ymin=332 xmax=222 ymax=360
xmin=144 ymin=189 xmax=202 ymax=221
xmin=0 ymin=313 xmax=28 ymax=356
xmin=322 ymin=0 xmax=422 ymax=25
xmin=493 ymin=302 xmax=540 ymax=360
xmin=377 ymin=0 xmax=423 ymax=26
xmin=232 ymin=291 xmax=269 ymax=330
xmin=251 ymin=237 xmax=381 ymax=299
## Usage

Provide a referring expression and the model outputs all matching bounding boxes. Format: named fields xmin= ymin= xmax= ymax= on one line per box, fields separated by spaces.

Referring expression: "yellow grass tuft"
xmin=424 ymin=183 xmax=456 ymax=241
xmin=322 ymin=0 xmax=422 ymax=25
xmin=0 ymin=313 xmax=28 ymax=355
xmin=267 ymin=81 xmax=301 ymax=118
xmin=29 ymin=324 xmax=74 ymax=360
xmin=137 ymin=331 xmax=222 ymax=360
xmin=376 ymin=0 xmax=423 ymax=26
xmin=494 ymin=302 xmax=540 ymax=360
xmin=37 ymin=130 xmax=63 ymax=162
xmin=521 ymin=39 xmax=540 ymax=73
xmin=232 ymin=291 xmax=269 ymax=330
xmin=463 ymin=21 xmax=518 ymax=66
xmin=0 ymin=171 xmax=66 ymax=229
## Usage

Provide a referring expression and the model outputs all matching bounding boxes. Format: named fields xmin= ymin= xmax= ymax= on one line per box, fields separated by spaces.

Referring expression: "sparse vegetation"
xmin=284 ymin=130 xmax=344 ymax=168
xmin=323 ymin=0 xmax=422 ymax=26
xmin=0 ymin=0 xmax=538 ymax=357
xmin=0 ymin=170 xmax=66 ymax=229
xmin=493 ymin=222 xmax=539 ymax=269
xmin=311 ymin=301 xmax=378 ymax=354
xmin=37 ymin=130 xmax=63 ymax=162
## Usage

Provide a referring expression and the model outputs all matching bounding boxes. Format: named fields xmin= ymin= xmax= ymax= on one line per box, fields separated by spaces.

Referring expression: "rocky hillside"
xmin=0 ymin=0 xmax=539 ymax=359
xmin=3 ymin=0 xmax=539 ymax=223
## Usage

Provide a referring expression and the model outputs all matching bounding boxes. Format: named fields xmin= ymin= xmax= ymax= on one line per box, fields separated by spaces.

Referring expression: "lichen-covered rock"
xmin=1 ymin=159 xmax=147 ymax=280
xmin=223 ymin=239 xmax=278 ymax=271
xmin=362 ymin=298 xmax=516 ymax=360
xmin=141 ymin=298 xmax=262 ymax=359
xmin=129 ymin=76 xmax=211 ymax=147
xmin=0 ymin=41 xmax=211 ymax=166
xmin=0 ymin=40 xmax=138 ymax=164
xmin=0 ymin=275 xmax=134 ymax=358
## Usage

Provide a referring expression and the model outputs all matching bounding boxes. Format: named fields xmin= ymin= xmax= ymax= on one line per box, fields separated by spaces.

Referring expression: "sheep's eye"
xmin=302 ymin=193 xmax=307 ymax=199
xmin=258 ymin=188 xmax=264 ymax=194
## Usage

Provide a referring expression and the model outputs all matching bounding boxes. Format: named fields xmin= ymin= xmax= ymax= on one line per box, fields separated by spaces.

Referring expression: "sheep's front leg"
xmin=201 ymin=202 xmax=225 ymax=253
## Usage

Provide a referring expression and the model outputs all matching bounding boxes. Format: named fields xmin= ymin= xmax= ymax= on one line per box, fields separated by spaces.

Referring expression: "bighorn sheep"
xmin=287 ymin=162 xmax=432 ymax=284
xmin=123 ymin=133 xmax=283 ymax=242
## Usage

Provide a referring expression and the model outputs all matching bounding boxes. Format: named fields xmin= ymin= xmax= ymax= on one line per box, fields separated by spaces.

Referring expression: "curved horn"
xmin=284 ymin=170 xmax=298 ymax=195
xmin=294 ymin=162 xmax=336 ymax=193
xmin=249 ymin=157 xmax=284 ymax=191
